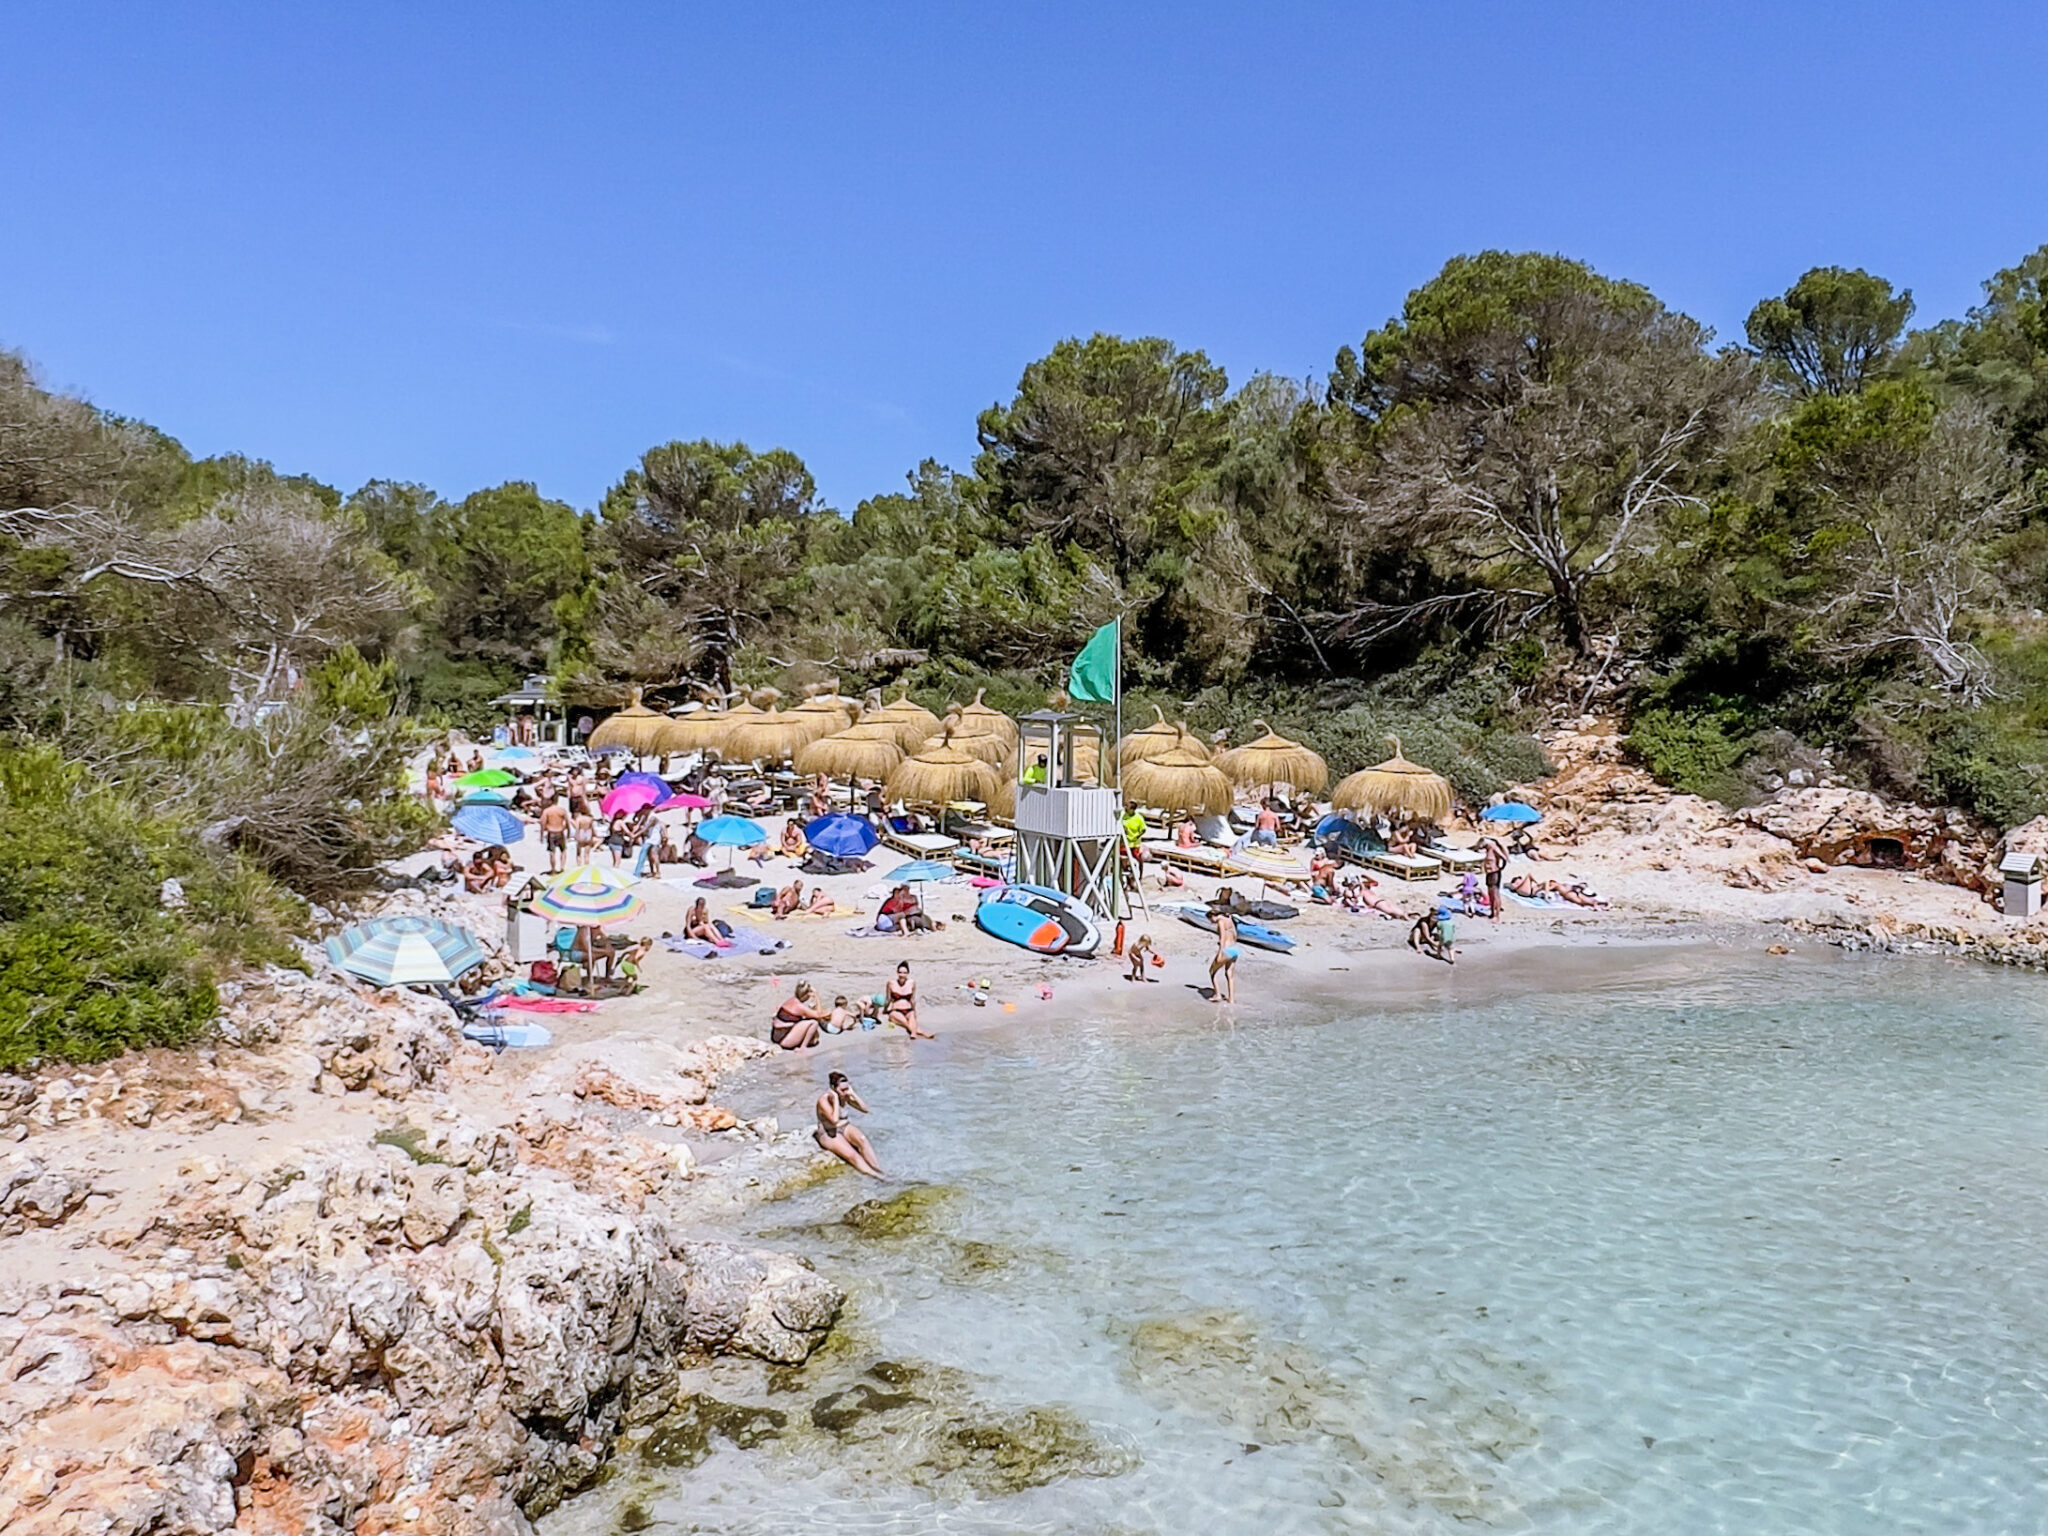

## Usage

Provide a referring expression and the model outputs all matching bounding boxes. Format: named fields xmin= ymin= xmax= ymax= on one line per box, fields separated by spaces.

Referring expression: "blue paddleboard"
xmin=976 ymin=897 xmax=1068 ymax=954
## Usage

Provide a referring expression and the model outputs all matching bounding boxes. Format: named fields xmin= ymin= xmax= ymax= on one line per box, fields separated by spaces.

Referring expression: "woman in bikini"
xmin=570 ymin=797 xmax=597 ymax=863
xmin=1208 ymin=910 xmax=1239 ymax=1003
xmin=770 ymin=982 xmax=830 ymax=1050
xmin=683 ymin=896 xmax=729 ymax=947
xmin=815 ymin=1071 xmax=883 ymax=1178
xmin=885 ymin=961 xmax=933 ymax=1038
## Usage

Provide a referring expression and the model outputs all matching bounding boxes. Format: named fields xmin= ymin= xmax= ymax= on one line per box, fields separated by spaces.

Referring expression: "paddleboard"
xmin=1161 ymin=901 xmax=1295 ymax=954
xmin=1003 ymin=883 xmax=1104 ymax=957
xmin=975 ymin=898 xmax=1068 ymax=954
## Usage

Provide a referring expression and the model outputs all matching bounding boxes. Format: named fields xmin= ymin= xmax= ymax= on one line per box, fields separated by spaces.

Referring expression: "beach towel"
xmin=1507 ymin=890 xmax=1570 ymax=909
xmin=662 ymin=925 xmax=790 ymax=959
xmin=494 ymin=995 xmax=603 ymax=1012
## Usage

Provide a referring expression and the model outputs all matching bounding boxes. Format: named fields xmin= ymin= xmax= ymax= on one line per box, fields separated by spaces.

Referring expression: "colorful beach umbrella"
xmin=600 ymin=781 xmax=661 ymax=818
xmin=451 ymin=804 xmax=525 ymax=844
xmin=1481 ymin=802 xmax=1542 ymax=824
xmin=459 ymin=789 xmax=514 ymax=806
xmin=456 ymin=768 xmax=517 ymax=789
xmin=324 ymin=915 xmax=489 ymax=987
xmin=529 ymin=865 xmax=645 ymax=926
xmin=804 ymin=812 xmax=879 ymax=857
xmin=616 ymin=770 xmax=672 ymax=798
xmin=663 ymin=791 xmax=716 ymax=811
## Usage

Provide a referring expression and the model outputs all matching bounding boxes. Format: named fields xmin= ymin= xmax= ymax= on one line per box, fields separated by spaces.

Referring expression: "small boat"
xmin=1160 ymin=901 xmax=1295 ymax=954
xmin=975 ymin=896 xmax=1069 ymax=954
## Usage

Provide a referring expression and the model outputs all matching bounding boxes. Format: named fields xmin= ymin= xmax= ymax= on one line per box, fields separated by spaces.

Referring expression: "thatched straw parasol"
xmin=794 ymin=723 xmax=904 ymax=782
xmin=924 ymin=712 xmax=1011 ymax=767
xmin=655 ymin=707 xmax=732 ymax=756
xmin=587 ymin=692 xmax=668 ymax=756
xmin=955 ymin=687 xmax=1018 ymax=748
xmin=1119 ymin=706 xmax=1209 ymax=768
xmin=861 ymin=688 xmax=943 ymax=753
xmin=886 ymin=734 xmax=1002 ymax=807
xmin=1331 ymin=736 xmax=1454 ymax=822
xmin=719 ymin=709 xmax=813 ymax=765
xmin=792 ymin=692 xmax=856 ymax=738
xmin=1213 ymin=720 xmax=1329 ymax=795
xmin=1122 ymin=746 xmax=1233 ymax=816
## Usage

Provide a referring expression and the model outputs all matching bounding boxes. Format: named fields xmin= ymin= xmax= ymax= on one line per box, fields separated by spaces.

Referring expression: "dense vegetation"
xmin=5 ymin=244 xmax=2047 ymax=1064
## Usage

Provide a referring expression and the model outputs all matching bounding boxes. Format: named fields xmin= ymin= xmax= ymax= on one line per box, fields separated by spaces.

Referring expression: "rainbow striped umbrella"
xmin=324 ymin=915 xmax=489 ymax=987
xmin=529 ymin=865 xmax=645 ymax=927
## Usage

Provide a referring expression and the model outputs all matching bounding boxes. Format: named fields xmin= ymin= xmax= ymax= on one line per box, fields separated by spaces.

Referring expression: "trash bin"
xmin=2000 ymin=850 xmax=2042 ymax=918
xmin=504 ymin=897 xmax=548 ymax=962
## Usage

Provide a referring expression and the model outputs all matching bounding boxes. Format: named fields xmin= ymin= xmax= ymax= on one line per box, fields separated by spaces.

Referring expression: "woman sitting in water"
xmin=770 ymin=982 xmax=830 ymax=1050
xmin=772 ymin=879 xmax=805 ymax=918
xmin=682 ymin=896 xmax=729 ymax=947
xmin=884 ymin=961 xmax=933 ymax=1038
xmin=815 ymin=1071 xmax=883 ymax=1178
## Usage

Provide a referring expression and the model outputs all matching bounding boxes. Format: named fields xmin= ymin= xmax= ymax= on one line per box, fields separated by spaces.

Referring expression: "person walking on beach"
xmin=1208 ymin=910 xmax=1239 ymax=1003
xmin=1480 ymin=835 xmax=1507 ymax=923
xmin=815 ymin=1071 xmax=883 ymax=1178
xmin=538 ymin=796 xmax=570 ymax=873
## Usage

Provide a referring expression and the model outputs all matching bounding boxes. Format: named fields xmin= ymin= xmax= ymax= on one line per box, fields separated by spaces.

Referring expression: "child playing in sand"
xmin=1125 ymin=933 xmax=1156 ymax=981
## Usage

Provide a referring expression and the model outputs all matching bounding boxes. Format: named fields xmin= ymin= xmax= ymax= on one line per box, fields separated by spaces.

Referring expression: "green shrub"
xmin=1625 ymin=706 xmax=1755 ymax=803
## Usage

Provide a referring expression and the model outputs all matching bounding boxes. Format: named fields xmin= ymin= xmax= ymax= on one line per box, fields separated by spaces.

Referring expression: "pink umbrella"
xmin=662 ymin=792 xmax=716 ymax=810
xmin=600 ymin=782 xmax=660 ymax=817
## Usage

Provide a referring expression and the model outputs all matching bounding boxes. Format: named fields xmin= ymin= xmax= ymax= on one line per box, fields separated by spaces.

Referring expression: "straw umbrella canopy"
xmin=954 ymin=687 xmax=1018 ymax=748
xmin=655 ymin=707 xmax=733 ymax=756
xmin=863 ymin=690 xmax=945 ymax=753
xmin=719 ymin=708 xmax=813 ymax=765
xmin=1331 ymin=736 xmax=1454 ymax=823
xmin=928 ymin=723 xmax=1012 ymax=768
xmin=1213 ymin=720 xmax=1329 ymax=795
xmin=1119 ymin=706 xmax=1209 ymax=768
xmin=586 ymin=693 xmax=668 ymax=756
xmin=886 ymin=735 xmax=1002 ymax=808
xmin=791 ymin=694 xmax=856 ymax=741
xmin=794 ymin=723 xmax=905 ymax=782
xmin=1121 ymin=746 xmax=1233 ymax=816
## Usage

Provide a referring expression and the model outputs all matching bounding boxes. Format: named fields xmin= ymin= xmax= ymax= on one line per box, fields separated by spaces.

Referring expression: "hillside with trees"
xmin=5 ymin=244 xmax=2048 ymax=1063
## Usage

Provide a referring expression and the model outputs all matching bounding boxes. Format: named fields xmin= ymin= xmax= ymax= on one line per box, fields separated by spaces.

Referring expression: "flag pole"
xmin=1112 ymin=616 xmax=1122 ymax=796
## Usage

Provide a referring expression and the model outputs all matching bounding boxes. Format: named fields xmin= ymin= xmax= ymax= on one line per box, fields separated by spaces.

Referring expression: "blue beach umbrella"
xmin=459 ymin=789 xmax=514 ymax=806
xmin=494 ymin=746 xmax=538 ymax=760
xmin=697 ymin=815 xmax=768 ymax=847
xmin=1480 ymin=802 xmax=1542 ymax=825
xmin=325 ymin=915 xmax=489 ymax=987
xmin=882 ymin=859 xmax=955 ymax=886
xmin=452 ymin=804 xmax=526 ymax=844
xmin=803 ymin=812 xmax=879 ymax=858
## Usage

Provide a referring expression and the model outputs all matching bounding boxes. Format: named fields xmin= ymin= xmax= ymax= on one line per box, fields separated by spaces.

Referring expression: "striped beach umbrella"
xmin=529 ymin=865 xmax=646 ymax=927
xmin=324 ymin=915 xmax=489 ymax=987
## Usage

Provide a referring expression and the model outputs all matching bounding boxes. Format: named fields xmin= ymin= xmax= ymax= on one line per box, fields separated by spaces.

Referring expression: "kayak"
xmin=1160 ymin=901 xmax=1295 ymax=954
xmin=975 ymin=896 xmax=1069 ymax=954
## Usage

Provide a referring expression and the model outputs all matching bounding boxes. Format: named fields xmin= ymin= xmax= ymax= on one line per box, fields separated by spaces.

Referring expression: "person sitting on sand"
xmin=1408 ymin=909 xmax=1455 ymax=965
xmin=682 ymin=896 xmax=730 ymax=947
xmin=1125 ymin=932 xmax=1157 ymax=982
xmin=772 ymin=878 xmax=805 ymax=918
xmin=878 ymin=884 xmax=933 ymax=934
xmin=815 ymin=1071 xmax=883 ymax=1178
xmin=1508 ymin=827 xmax=1559 ymax=861
xmin=771 ymin=982 xmax=830 ymax=1050
xmin=461 ymin=850 xmax=496 ymax=894
xmin=824 ymin=995 xmax=853 ymax=1033
xmin=1309 ymin=851 xmax=1340 ymax=902
xmin=805 ymin=886 xmax=836 ymax=917
xmin=885 ymin=961 xmax=933 ymax=1038
xmin=485 ymin=845 xmax=517 ymax=888
xmin=779 ymin=820 xmax=806 ymax=859
xmin=1342 ymin=871 xmax=1405 ymax=918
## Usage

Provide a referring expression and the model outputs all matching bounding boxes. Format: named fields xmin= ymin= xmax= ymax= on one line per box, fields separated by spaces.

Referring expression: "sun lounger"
xmin=1427 ymin=842 xmax=1484 ymax=873
xmin=1362 ymin=851 xmax=1443 ymax=881
xmin=880 ymin=828 xmax=960 ymax=858
xmin=1146 ymin=840 xmax=1236 ymax=876
xmin=951 ymin=847 xmax=1015 ymax=881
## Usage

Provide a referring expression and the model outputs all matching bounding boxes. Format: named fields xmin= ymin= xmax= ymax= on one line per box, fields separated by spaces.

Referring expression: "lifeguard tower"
xmin=1011 ymin=710 xmax=1125 ymax=919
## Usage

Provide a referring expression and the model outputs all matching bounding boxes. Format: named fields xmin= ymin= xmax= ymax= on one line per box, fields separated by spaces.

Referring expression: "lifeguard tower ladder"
xmin=1011 ymin=710 xmax=1126 ymax=920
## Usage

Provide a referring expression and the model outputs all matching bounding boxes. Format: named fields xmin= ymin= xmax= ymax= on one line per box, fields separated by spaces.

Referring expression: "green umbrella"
xmin=456 ymin=768 xmax=517 ymax=788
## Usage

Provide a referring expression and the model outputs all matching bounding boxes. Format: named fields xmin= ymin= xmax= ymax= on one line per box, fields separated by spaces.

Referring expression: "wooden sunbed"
xmin=1362 ymin=851 xmax=1444 ymax=881
xmin=881 ymin=827 xmax=961 ymax=858
xmin=1427 ymin=842 xmax=1484 ymax=873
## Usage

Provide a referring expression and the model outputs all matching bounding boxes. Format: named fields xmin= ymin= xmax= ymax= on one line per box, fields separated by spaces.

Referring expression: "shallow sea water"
xmin=550 ymin=946 xmax=2048 ymax=1535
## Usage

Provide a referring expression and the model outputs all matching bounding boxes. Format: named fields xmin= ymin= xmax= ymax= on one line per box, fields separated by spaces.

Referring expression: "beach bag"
xmin=529 ymin=959 xmax=559 ymax=987
xmin=751 ymin=886 xmax=776 ymax=908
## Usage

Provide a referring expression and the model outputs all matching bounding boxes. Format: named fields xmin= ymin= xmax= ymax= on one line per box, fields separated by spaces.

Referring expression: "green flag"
xmin=1068 ymin=619 xmax=1118 ymax=703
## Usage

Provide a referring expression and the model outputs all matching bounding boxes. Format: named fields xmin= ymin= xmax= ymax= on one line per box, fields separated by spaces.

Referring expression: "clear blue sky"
xmin=4 ymin=3 xmax=2044 ymax=512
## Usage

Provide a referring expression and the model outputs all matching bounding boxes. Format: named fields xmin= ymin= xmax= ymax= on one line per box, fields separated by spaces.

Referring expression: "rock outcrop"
xmin=0 ymin=1112 xmax=842 ymax=1535
xmin=1739 ymin=787 xmax=1989 ymax=889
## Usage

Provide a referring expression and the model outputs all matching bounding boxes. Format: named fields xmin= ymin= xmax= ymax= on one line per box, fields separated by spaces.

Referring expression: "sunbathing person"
xmin=770 ymin=982 xmax=830 ymax=1050
xmin=1388 ymin=825 xmax=1420 ymax=858
xmin=815 ymin=1072 xmax=883 ymax=1178
xmin=808 ymin=775 xmax=832 ymax=821
xmin=1509 ymin=873 xmax=1546 ymax=899
xmin=1174 ymin=817 xmax=1199 ymax=850
xmin=1341 ymin=872 xmax=1406 ymax=918
xmin=682 ymin=897 xmax=730 ymax=947
xmin=779 ymin=820 xmax=806 ymax=859
xmin=1554 ymin=879 xmax=1609 ymax=909
xmin=772 ymin=879 xmax=805 ymax=918
xmin=805 ymin=887 xmax=836 ymax=917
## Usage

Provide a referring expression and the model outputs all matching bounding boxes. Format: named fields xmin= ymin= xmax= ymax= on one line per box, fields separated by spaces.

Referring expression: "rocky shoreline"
xmin=0 ymin=967 xmax=848 ymax=1535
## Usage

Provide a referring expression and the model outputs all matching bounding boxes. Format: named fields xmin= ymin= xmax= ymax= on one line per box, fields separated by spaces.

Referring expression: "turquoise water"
xmin=557 ymin=947 xmax=2048 ymax=1534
